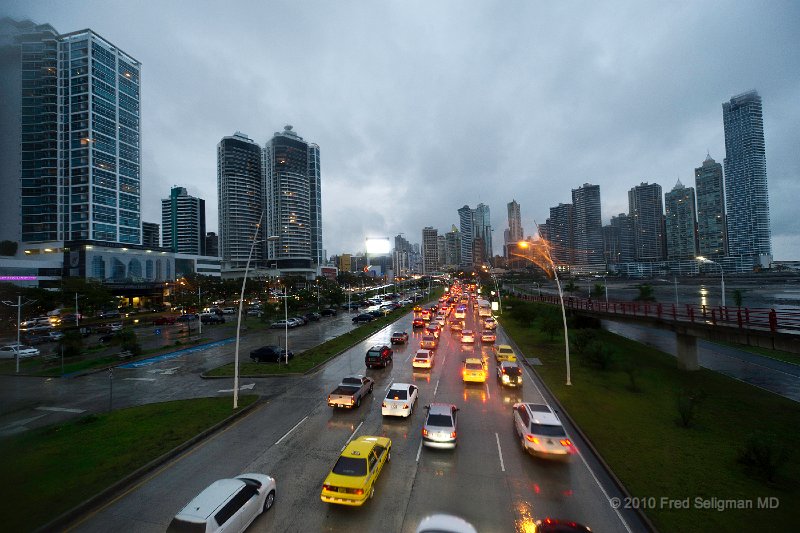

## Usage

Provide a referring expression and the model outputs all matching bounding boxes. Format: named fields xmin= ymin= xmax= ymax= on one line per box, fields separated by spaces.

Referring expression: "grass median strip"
xmin=500 ymin=299 xmax=800 ymax=532
xmin=0 ymin=396 xmax=257 ymax=532
xmin=205 ymin=311 xmax=407 ymax=376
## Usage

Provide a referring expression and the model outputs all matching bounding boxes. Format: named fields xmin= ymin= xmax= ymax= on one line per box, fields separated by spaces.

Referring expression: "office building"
xmin=437 ymin=235 xmax=446 ymax=268
xmin=393 ymin=234 xmax=412 ymax=277
xmin=217 ymin=132 xmax=263 ymax=270
xmin=546 ymin=203 xmax=574 ymax=265
xmin=505 ymin=200 xmax=524 ymax=257
xmin=628 ymin=182 xmax=665 ymax=260
xmin=473 ymin=203 xmax=493 ymax=263
xmin=444 ymin=226 xmax=461 ymax=268
xmin=723 ymin=90 xmax=771 ymax=263
xmin=695 ymin=154 xmax=726 ymax=257
xmin=142 ymin=222 xmax=159 ymax=247
xmin=205 ymin=232 xmax=219 ymax=257
xmin=263 ymin=125 xmax=321 ymax=276
xmin=161 ymin=186 xmax=206 ymax=255
xmin=571 ymin=183 xmax=604 ymax=268
xmin=0 ymin=19 xmax=142 ymax=246
xmin=458 ymin=205 xmax=474 ymax=268
xmin=664 ymin=180 xmax=697 ymax=259
xmin=421 ymin=226 xmax=438 ymax=274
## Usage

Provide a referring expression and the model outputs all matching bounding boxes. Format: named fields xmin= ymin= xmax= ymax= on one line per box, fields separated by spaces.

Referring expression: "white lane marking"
xmin=495 ymin=432 xmax=505 ymax=472
xmin=124 ymin=378 xmax=156 ymax=382
xmin=0 ymin=414 xmax=48 ymax=433
xmin=404 ymin=352 xmax=413 ymax=363
xmin=36 ymin=406 xmax=85 ymax=413
xmin=434 ymin=378 xmax=440 ymax=396
xmin=275 ymin=416 xmax=308 ymax=445
xmin=384 ymin=381 xmax=393 ymax=391
xmin=340 ymin=421 xmax=364 ymax=451
xmin=441 ymin=353 xmax=447 ymax=367
xmin=485 ymin=381 xmax=491 ymax=400
xmin=416 ymin=440 xmax=423 ymax=462
xmin=217 ymin=383 xmax=255 ymax=393
xmin=518 ymin=349 xmax=633 ymax=533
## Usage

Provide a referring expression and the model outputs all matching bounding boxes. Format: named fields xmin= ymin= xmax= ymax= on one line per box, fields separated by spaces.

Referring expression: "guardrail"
xmin=511 ymin=293 xmax=800 ymax=335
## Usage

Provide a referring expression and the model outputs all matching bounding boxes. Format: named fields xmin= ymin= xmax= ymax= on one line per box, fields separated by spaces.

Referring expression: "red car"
xmin=153 ymin=316 xmax=177 ymax=326
xmin=391 ymin=331 xmax=409 ymax=344
xmin=412 ymin=318 xmax=425 ymax=328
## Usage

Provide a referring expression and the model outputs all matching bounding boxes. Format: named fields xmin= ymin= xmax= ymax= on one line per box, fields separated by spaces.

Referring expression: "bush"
xmin=675 ymin=388 xmax=706 ymax=427
xmin=581 ymin=340 xmax=615 ymax=370
xmin=571 ymin=329 xmax=598 ymax=356
xmin=538 ymin=310 xmax=562 ymax=340
xmin=621 ymin=358 xmax=641 ymax=392
xmin=117 ymin=329 xmax=142 ymax=357
xmin=738 ymin=431 xmax=789 ymax=483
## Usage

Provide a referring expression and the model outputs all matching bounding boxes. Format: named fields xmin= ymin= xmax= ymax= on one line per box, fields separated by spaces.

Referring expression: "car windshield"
xmin=466 ymin=363 xmax=482 ymax=371
xmin=426 ymin=414 xmax=453 ymax=427
xmin=387 ymin=389 xmax=408 ymax=400
xmin=530 ymin=423 xmax=567 ymax=437
xmin=415 ymin=353 xmax=429 ymax=360
xmin=332 ymin=456 xmax=368 ymax=476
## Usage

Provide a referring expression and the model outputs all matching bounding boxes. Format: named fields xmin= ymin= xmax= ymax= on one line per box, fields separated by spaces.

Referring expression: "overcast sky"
xmin=7 ymin=1 xmax=800 ymax=259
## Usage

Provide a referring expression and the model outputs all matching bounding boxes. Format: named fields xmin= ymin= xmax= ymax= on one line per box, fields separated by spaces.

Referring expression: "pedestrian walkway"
xmin=602 ymin=320 xmax=800 ymax=402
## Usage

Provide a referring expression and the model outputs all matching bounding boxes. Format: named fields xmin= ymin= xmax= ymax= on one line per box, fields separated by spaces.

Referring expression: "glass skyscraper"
xmin=628 ymin=182 xmax=665 ymax=261
xmin=571 ymin=183 xmax=604 ymax=267
xmin=161 ymin=186 xmax=206 ymax=255
xmin=722 ymin=90 xmax=771 ymax=261
xmin=664 ymin=180 xmax=697 ymax=259
xmin=695 ymin=154 xmax=726 ymax=257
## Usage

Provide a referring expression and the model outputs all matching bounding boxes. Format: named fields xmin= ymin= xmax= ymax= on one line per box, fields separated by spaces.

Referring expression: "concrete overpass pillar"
xmin=676 ymin=331 xmax=699 ymax=371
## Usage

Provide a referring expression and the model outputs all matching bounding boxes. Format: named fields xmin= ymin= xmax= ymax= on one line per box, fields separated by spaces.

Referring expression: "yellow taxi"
xmin=462 ymin=357 xmax=487 ymax=383
xmin=495 ymin=344 xmax=518 ymax=363
xmin=321 ymin=436 xmax=392 ymax=506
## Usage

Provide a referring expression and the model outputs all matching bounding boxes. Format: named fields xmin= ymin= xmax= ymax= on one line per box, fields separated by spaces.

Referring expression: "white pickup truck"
xmin=327 ymin=375 xmax=374 ymax=409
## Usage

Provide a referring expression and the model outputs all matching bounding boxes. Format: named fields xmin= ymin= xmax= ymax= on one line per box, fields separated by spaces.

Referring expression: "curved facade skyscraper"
xmin=262 ymin=125 xmax=321 ymax=273
xmin=217 ymin=132 xmax=263 ymax=270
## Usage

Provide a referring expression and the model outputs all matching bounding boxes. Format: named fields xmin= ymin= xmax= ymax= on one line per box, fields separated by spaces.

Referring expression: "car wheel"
xmin=356 ymin=397 xmax=361 ymax=408
xmin=264 ymin=490 xmax=275 ymax=511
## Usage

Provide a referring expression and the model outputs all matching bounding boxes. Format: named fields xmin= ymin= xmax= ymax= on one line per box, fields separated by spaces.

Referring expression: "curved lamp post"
xmin=696 ymin=256 xmax=725 ymax=307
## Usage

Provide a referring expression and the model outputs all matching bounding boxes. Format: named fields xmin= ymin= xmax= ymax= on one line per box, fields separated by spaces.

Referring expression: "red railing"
xmin=512 ymin=293 xmax=800 ymax=335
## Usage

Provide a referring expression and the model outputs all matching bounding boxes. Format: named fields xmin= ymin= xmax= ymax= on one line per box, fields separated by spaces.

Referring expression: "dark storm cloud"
xmin=6 ymin=0 xmax=799 ymax=258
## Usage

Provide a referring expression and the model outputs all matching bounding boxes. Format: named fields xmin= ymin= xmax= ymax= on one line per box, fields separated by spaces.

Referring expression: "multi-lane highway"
xmin=69 ymin=306 xmax=647 ymax=532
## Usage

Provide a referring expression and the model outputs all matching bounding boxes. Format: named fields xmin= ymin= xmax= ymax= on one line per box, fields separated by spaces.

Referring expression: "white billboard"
xmin=365 ymin=237 xmax=391 ymax=255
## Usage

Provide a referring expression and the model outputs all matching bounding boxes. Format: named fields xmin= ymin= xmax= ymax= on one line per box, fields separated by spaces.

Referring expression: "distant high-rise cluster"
xmin=162 ymin=186 xmax=206 ymax=255
xmin=216 ymin=125 xmax=322 ymax=278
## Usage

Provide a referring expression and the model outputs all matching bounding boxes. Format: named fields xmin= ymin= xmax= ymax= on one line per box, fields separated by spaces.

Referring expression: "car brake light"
xmin=322 ymin=484 xmax=333 ymax=491
xmin=450 ymin=431 xmax=457 ymax=438
xmin=382 ymin=402 xmax=387 ymax=408
xmin=560 ymin=439 xmax=572 ymax=447
xmin=422 ymin=428 xmax=428 ymax=437
xmin=525 ymin=435 xmax=539 ymax=444
xmin=403 ymin=404 xmax=409 ymax=409
xmin=354 ymin=488 xmax=364 ymax=495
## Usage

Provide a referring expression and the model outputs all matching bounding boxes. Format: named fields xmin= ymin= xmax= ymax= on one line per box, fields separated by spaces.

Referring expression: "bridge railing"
xmin=511 ymin=293 xmax=800 ymax=335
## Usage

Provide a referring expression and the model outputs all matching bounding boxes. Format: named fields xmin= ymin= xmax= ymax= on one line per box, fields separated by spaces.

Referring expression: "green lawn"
xmin=501 ymin=300 xmax=800 ymax=532
xmin=0 ymin=396 xmax=257 ymax=532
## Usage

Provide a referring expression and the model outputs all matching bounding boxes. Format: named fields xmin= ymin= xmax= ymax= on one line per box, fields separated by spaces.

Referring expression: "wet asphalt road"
xmin=68 ymin=308 xmax=641 ymax=533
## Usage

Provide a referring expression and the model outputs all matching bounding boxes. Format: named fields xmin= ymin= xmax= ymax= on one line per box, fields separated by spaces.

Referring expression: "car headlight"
xmin=502 ymin=374 xmax=510 ymax=382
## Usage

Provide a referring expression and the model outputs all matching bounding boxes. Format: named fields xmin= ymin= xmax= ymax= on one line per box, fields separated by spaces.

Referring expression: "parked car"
xmin=201 ymin=314 xmax=225 ymax=324
xmin=168 ymin=473 xmax=276 ymax=532
xmin=304 ymin=312 xmax=321 ymax=322
xmin=390 ymin=331 xmax=409 ymax=344
xmin=0 ymin=345 xmax=40 ymax=358
xmin=48 ymin=331 xmax=65 ymax=341
xmin=320 ymin=436 xmax=391 ymax=506
xmin=513 ymin=402 xmax=575 ymax=460
xmin=422 ymin=403 xmax=459 ymax=449
xmin=98 ymin=310 xmax=121 ymax=319
xmin=250 ymin=345 xmax=293 ymax=363
xmin=247 ymin=308 xmax=263 ymax=317
xmin=365 ymin=345 xmax=393 ymax=369
xmin=382 ymin=383 xmax=418 ymax=417
xmin=327 ymin=375 xmax=374 ymax=408
xmin=176 ymin=314 xmax=198 ymax=322
xmin=291 ymin=315 xmax=308 ymax=325
xmin=352 ymin=313 xmax=373 ymax=324
xmin=153 ymin=316 xmax=177 ymax=326
xmin=270 ymin=319 xmax=291 ymax=329
xmin=320 ymin=308 xmax=337 ymax=317
xmin=98 ymin=333 xmax=119 ymax=343
xmin=222 ymin=307 xmax=236 ymax=314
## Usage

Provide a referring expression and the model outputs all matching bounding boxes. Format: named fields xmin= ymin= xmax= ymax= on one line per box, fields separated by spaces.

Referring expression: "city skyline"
xmin=2 ymin=2 xmax=798 ymax=260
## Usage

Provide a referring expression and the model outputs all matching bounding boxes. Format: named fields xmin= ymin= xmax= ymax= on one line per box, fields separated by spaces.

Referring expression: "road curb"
xmin=36 ymin=396 xmax=265 ymax=533
xmin=503 ymin=330 xmax=659 ymax=533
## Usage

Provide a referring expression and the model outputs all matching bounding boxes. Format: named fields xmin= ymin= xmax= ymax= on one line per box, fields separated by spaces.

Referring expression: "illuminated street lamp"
xmin=696 ymin=256 xmax=725 ymax=307
xmin=518 ymin=236 xmax=572 ymax=386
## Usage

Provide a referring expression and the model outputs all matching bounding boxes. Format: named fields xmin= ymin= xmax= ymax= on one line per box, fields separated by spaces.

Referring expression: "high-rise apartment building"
xmin=723 ymin=90 xmax=771 ymax=262
xmin=217 ymin=132 xmax=263 ymax=270
xmin=571 ymin=184 xmax=604 ymax=268
xmin=0 ymin=19 xmax=142 ymax=245
xmin=421 ymin=226 xmax=438 ymax=274
xmin=263 ymin=125 xmax=321 ymax=274
xmin=393 ymin=234 xmax=412 ymax=277
xmin=664 ymin=180 xmax=697 ymax=259
xmin=695 ymin=154 xmax=726 ymax=257
xmin=474 ymin=203 xmax=493 ymax=262
xmin=436 ymin=235 xmax=446 ymax=268
xmin=505 ymin=200 xmax=524 ymax=258
xmin=628 ymin=183 xmax=665 ymax=261
xmin=142 ymin=222 xmax=159 ymax=247
xmin=444 ymin=226 xmax=461 ymax=268
xmin=458 ymin=205 xmax=474 ymax=268
xmin=546 ymin=203 xmax=574 ymax=265
xmin=161 ymin=186 xmax=206 ymax=255
xmin=205 ymin=232 xmax=219 ymax=257
xmin=610 ymin=213 xmax=636 ymax=263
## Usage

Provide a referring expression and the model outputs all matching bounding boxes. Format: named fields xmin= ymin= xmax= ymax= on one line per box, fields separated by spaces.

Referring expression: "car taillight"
xmin=322 ymin=484 xmax=334 ymax=491
xmin=422 ymin=428 xmax=428 ymax=437
xmin=525 ymin=435 xmax=539 ymax=444
xmin=382 ymin=402 xmax=387 ymax=408
xmin=353 ymin=488 xmax=364 ymax=495
xmin=560 ymin=439 xmax=572 ymax=447
xmin=403 ymin=404 xmax=409 ymax=409
xmin=450 ymin=431 xmax=457 ymax=438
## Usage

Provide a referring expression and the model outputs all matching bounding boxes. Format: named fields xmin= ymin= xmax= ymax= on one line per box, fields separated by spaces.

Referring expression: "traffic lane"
xmin=494 ymin=325 xmax=642 ymax=532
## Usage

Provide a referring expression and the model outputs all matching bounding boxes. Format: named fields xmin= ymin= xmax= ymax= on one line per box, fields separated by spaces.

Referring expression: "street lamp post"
xmin=697 ymin=256 xmax=725 ymax=307
xmin=2 ymin=295 xmax=35 ymax=373
xmin=233 ymin=212 xmax=264 ymax=409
